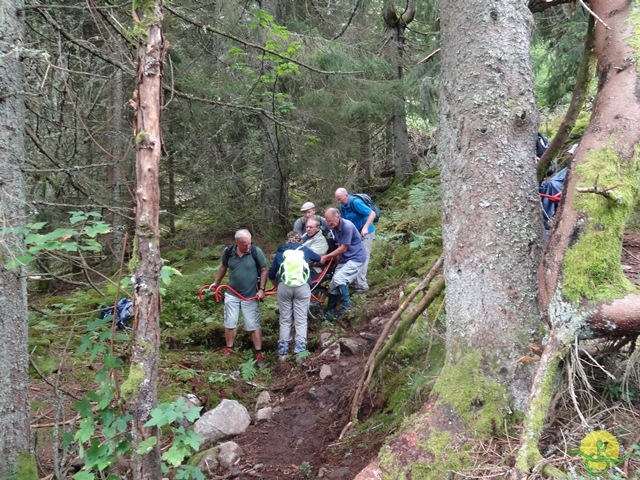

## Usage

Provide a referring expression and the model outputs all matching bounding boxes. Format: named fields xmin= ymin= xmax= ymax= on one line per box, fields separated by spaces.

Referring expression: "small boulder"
xmin=217 ymin=441 xmax=244 ymax=468
xmin=339 ymin=337 xmax=367 ymax=356
xmin=194 ymin=399 xmax=251 ymax=447
xmin=319 ymin=364 xmax=333 ymax=380
xmin=255 ymin=391 xmax=272 ymax=411
xmin=256 ymin=407 xmax=274 ymax=423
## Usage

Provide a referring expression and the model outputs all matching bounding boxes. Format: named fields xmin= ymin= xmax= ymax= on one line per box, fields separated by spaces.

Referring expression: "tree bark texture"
xmin=356 ymin=2 xmax=542 ymax=477
xmin=129 ymin=1 xmax=165 ymax=478
xmin=438 ymin=0 xmax=541 ymax=411
xmin=0 ymin=0 xmax=34 ymax=475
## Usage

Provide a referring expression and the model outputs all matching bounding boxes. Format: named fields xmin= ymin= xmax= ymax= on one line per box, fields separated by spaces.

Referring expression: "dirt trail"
xmin=232 ymin=318 xmax=387 ymax=480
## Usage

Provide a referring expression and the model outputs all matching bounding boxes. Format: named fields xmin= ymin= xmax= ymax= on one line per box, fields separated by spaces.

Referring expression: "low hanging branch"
xmin=163 ymin=4 xmax=363 ymax=76
xmin=349 ymin=254 xmax=444 ymax=423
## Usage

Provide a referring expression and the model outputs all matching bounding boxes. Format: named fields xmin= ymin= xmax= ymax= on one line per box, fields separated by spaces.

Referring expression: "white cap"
xmin=300 ymin=202 xmax=315 ymax=212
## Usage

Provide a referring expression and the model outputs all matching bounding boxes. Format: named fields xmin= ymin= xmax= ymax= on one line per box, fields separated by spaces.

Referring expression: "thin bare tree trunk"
xmin=108 ymin=69 xmax=129 ymax=264
xmin=128 ymin=1 xmax=166 ymax=477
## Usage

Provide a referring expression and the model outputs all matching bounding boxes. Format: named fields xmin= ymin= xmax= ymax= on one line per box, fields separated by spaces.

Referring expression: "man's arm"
xmin=361 ymin=210 xmax=377 ymax=237
xmin=320 ymin=244 xmax=347 ymax=264
xmin=209 ymin=264 xmax=228 ymax=290
xmin=257 ymin=267 xmax=268 ymax=300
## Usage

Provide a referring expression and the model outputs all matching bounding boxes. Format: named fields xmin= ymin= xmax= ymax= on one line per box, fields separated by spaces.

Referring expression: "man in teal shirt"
xmin=209 ymin=229 xmax=268 ymax=366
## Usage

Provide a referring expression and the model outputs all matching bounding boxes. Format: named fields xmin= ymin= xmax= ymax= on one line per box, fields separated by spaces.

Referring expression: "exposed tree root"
xmin=515 ymin=322 xmax=573 ymax=477
xmin=348 ymin=254 xmax=443 ymax=423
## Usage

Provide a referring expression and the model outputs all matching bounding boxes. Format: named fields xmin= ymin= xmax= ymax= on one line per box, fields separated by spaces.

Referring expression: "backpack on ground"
xmin=350 ymin=193 xmax=381 ymax=223
xmin=278 ymin=248 xmax=310 ymax=287
xmin=99 ymin=298 xmax=133 ymax=330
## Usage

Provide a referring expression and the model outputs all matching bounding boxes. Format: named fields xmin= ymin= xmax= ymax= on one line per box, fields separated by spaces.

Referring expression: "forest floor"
xmin=28 ymin=232 xmax=640 ymax=479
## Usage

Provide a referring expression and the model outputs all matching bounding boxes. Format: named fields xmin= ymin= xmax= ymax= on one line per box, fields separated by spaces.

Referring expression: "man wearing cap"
xmin=293 ymin=202 xmax=330 ymax=236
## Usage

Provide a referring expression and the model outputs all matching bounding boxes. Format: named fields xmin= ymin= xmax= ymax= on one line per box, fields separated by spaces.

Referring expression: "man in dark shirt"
xmin=320 ymin=208 xmax=366 ymax=320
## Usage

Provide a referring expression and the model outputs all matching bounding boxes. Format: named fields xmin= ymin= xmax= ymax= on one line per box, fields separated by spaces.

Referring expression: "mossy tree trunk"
xmin=356 ymin=1 xmax=542 ymax=477
xmin=518 ymin=0 xmax=640 ymax=474
xmin=129 ymin=0 xmax=166 ymax=477
xmin=0 ymin=0 xmax=37 ymax=476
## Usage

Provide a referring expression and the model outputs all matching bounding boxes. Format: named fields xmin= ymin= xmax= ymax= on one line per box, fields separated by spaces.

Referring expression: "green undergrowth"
xmin=368 ymin=170 xmax=443 ymax=287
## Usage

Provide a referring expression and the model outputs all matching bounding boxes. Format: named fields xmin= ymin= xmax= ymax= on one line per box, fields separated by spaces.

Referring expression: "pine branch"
xmin=163 ymin=4 xmax=363 ymax=76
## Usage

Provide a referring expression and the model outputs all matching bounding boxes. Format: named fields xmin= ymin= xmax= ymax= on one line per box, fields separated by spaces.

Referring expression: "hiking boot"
xmin=254 ymin=351 xmax=266 ymax=368
xmin=222 ymin=347 xmax=234 ymax=357
xmin=324 ymin=310 xmax=337 ymax=322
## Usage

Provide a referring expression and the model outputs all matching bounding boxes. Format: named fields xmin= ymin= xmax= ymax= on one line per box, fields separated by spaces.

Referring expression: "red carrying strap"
xmin=539 ymin=192 xmax=562 ymax=202
xmin=197 ymin=284 xmax=275 ymax=302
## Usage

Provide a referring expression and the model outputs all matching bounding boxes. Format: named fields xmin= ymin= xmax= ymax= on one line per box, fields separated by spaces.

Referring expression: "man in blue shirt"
xmin=320 ymin=208 xmax=366 ymax=320
xmin=335 ymin=188 xmax=376 ymax=293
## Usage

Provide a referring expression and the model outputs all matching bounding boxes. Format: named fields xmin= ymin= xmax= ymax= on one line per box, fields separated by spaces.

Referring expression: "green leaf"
xmin=62 ymin=431 xmax=75 ymax=449
xmin=86 ymin=316 xmax=111 ymax=332
xmin=74 ymin=398 xmax=94 ymax=418
xmin=74 ymin=417 xmax=95 ymax=443
xmin=27 ymin=221 xmax=47 ymax=230
xmin=181 ymin=430 xmax=203 ymax=450
xmin=162 ymin=443 xmax=191 ymax=467
xmin=73 ymin=471 xmax=95 ymax=480
xmin=84 ymin=223 xmax=111 ymax=237
xmin=160 ymin=265 xmax=182 ymax=286
xmin=183 ymin=406 xmax=202 ymax=423
xmin=136 ymin=436 xmax=157 ymax=455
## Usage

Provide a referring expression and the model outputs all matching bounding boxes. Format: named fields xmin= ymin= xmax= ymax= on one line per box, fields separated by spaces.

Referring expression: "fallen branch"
xmin=576 ymin=183 xmax=624 ymax=202
xmin=348 ymin=254 xmax=443 ymax=423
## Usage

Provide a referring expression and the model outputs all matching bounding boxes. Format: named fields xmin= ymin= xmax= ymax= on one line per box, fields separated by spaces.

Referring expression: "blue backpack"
xmin=99 ymin=298 xmax=133 ymax=330
xmin=349 ymin=193 xmax=381 ymax=223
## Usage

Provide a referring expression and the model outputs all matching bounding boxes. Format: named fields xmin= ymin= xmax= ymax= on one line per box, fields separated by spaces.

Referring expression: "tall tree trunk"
xmin=0 ymin=0 xmax=36 ymax=475
xmin=356 ymin=1 xmax=541 ymax=476
xmin=259 ymin=114 xmax=288 ymax=237
xmin=383 ymin=1 xmax=414 ymax=182
xmin=128 ymin=1 xmax=166 ymax=478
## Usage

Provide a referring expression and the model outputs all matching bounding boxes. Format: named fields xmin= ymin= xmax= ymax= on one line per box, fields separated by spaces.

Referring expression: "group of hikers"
xmin=207 ymin=187 xmax=377 ymax=365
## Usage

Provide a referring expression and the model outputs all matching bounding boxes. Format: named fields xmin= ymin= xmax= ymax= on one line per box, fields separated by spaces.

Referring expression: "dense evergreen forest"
xmin=2 ymin=0 xmax=640 ymax=478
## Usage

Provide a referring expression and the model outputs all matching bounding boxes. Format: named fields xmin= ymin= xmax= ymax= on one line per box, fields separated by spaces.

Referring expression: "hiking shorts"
xmin=223 ymin=292 xmax=261 ymax=331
